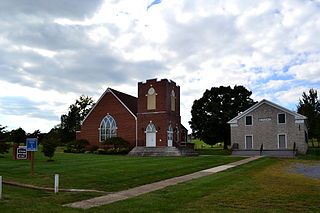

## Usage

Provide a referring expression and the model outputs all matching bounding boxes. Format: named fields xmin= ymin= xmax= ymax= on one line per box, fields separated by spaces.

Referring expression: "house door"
xmin=146 ymin=132 xmax=156 ymax=147
xmin=245 ymin=135 xmax=253 ymax=149
xmin=167 ymin=124 xmax=173 ymax=147
xmin=146 ymin=123 xmax=156 ymax=147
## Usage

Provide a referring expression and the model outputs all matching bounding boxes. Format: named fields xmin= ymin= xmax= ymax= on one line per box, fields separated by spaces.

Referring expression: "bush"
xmin=42 ymin=138 xmax=58 ymax=160
xmin=102 ymin=137 xmax=130 ymax=149
xmin=0 ymin=141 xmax=10 ymax=156
xmin=85 ymin=145 xmax=99 ymax=153
xmin=96 ymin=148 xmax=107 ymax=154
xmin=65 ymin=139 xmax=90 ymax=153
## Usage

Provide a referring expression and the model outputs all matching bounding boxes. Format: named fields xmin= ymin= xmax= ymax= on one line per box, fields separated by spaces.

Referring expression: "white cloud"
xmin=288 ymin=62 xmax=320 ymax=82
xmin=0 ymin=0 xmax=320 ymax=132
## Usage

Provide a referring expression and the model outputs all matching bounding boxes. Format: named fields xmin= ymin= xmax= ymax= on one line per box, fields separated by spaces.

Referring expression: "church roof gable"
xmin=81 ymin=88 xmax=137 ymax=124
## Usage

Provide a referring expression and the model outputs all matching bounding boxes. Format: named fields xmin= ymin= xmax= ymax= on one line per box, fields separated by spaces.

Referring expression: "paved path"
xmin=64 ymin=156 xmax=262 ymax=209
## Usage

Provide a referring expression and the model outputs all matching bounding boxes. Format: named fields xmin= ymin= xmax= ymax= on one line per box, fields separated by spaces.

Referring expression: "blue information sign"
xmin=26 ymin=138 xmax=38 ymax=151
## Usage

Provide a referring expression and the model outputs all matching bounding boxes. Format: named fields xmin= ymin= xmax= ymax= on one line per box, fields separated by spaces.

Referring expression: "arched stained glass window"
xmin=146 ymin=123 xmax=156 ymax=133
xmin=171 ymin=90 xmax=175 ymax=111
xmin=100 ymin=114 xmax=117 ymax=142
xmin=147 ymin=87 xmax=156 ymax=110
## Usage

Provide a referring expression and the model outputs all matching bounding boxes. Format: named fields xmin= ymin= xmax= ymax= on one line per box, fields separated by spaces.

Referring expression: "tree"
xmin=9 ymin=127 xmax=26 ymax=144
xmin=60 ymin=95 xmax=94 ymax=143
xmin=27 ymin=129 xmax=46 ymax=144
xmin=42 ymin=138 xmax=57 ymax=161
xmin=297 ymin=89 xmax=320 ymax=142
xmin=189 ymin=85 xmax=256 ymax=149
xmin=0 ymin=125 xmax=10 ymax=155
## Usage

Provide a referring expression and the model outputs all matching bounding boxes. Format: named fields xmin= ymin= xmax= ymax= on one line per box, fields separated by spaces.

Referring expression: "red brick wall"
xmin=77 ymin=91 xmax=136 ymax=147
xmin=137 ymin=79 xmax=181 ymax=147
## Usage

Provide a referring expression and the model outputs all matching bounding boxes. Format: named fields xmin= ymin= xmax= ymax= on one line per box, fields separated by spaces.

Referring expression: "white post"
xmin=54 ymin=174 xmax=59 ymax=194
xmin=0 ymin=176 xmax=2 ymax=200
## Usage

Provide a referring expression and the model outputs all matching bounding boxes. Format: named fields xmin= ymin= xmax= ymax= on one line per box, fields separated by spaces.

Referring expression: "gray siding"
xmin=231 ymin=103 xmax=308 ymax=154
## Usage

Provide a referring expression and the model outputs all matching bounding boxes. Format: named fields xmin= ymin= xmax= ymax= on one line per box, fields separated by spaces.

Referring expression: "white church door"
xmin=167 ymin=124 xmax=173 ymax=147
xmin=146 ymin=123 xmax=156 ymax=147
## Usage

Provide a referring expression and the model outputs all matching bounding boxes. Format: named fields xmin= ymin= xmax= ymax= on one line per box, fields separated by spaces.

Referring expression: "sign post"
xmin=54 ymin=174 xmax=59 ymax=194
xmin=26 ymin=138 xmax=38 ymax=175
xmin=16 ymin=146 xmax=27 ymax=160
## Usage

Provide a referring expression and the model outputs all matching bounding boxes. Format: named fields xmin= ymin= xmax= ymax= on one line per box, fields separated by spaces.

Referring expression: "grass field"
xmin=1 ymin=157 xmax=320 ymax=212
xmin=0 ymin=150 xmax=242 ymax=192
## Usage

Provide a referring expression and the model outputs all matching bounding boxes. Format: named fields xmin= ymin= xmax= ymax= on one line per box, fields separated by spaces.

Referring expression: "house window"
xmin=278 ymin=113 xmax=286 ymax=124
xmin=245 ymin=116 xmax=253 ymax=126
xmin=99 ymin=114 xmax=117 ymax=142
xmin=171 ymin=90 xmax=175 ymax=111
xmin=245 ymin=135 xmax=253 ymax=149
xmin=278 ymin=134 xmax=287 ymax=149
xmin=146 ymin=123 xmax=156 ymax=133
xmin=147 ymin=87 xmax=156 ymax=110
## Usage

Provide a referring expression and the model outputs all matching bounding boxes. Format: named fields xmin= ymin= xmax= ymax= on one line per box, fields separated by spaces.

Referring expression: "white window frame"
xmin=99 ymin=114 xmax=117 ymax=142
xmin=245 ymin=134 xmax=253 ymax=149
xmin=277 ymin=133 xmax=287 ymax=149
xmin=245 ymin=115 xmax=253 ymax=126
xmin=277 ymin=113 xmax=286 ymax=124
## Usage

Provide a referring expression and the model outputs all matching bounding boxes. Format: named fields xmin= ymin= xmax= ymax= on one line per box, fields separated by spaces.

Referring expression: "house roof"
xmin=81 ymin=88 xmax=137 ymax=124
xmin=227 ymin=99 xmax=307 ymax=124
xmin=108 ymin=88 xmax=137 ymax=116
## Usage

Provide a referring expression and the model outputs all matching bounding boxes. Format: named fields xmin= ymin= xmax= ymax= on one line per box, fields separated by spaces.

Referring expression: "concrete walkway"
xmin=64 ymin=156 xmax=262 ymax=209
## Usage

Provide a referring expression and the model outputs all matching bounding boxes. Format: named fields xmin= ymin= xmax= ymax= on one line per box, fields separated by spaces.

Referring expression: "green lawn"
xmin=0 ymin=150 xmax=242 ymax=192
xmin=1 ymin=157 xmax=320 ymax=212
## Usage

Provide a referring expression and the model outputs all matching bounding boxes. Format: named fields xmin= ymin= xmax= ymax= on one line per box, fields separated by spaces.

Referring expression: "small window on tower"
xmin=171 ymin=90 xmax=175 ymax=111
xmin=147 ymin=87 xmax=156 ymax=110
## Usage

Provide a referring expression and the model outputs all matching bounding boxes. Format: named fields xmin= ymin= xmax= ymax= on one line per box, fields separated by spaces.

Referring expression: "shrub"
xmin=88 ymin=145 xmax=99 ymax=153
xmin=102 ymin=137 xmax=130 ymax=149
xmin=65 ymin=139 xmax=90 ymax=153
xmin=96 ymin=148 xmax=106 ymax=154
xmin=42 ymin=138 xmax=58 ymax=161
xmin=0 ymin=141 xmax=10 ymax=156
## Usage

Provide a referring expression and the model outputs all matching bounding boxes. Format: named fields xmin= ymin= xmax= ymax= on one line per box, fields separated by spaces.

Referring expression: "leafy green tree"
xmin=42 ymin=138 xmax=57 ymax=161
xmin=297 ymin=89 xmax=320 ymax=142
xmin=60 ymin=95 xmax=95 ymax=143
xmin=189 ymin=86 xmax=256 ymax=149
xmin=9 ymin=127 xmax=26 ymax=144
xmin=0 ymin=125 xmax=10 ymax=155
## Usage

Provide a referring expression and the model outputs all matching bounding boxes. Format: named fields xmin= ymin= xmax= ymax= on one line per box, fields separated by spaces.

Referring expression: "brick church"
xmin=76 ymin=78 xmax=191 ymax=156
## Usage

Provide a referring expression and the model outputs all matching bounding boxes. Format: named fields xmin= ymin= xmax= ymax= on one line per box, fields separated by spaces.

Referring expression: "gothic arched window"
xmin=146 ymin=123 xmax=156 ymax=133
xmin=171 ymin=90 xmax=176 ymax=111
xmin=147 ymin=87 xmax=156 ymax=110
xmin=99 ymin=114 xmax=117 ymax=142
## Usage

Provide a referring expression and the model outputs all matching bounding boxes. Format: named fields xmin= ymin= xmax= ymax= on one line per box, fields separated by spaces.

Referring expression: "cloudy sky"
xmin=1 ymin=0 xmax=320 ymax=133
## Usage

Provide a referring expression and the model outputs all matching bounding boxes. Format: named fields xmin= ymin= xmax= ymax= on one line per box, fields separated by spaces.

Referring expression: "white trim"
xmin=138 ymin=111 xmax=167 ymax=115
xmin=277 ymin=113 xmax=286 ymax=124
xmin=277 ymin=133 xmax=287 ymax=149
xmin=295 ymin=119 xmax=304 ymax=124
xmin=245 ymin=135 xmax=253 ymax=149
xmin=245 ymin=115 xmax=253 ymax=126
xmin=108 ymin=89 xmax=137 ymax=119
xmin=82 ymin=88 xmax=137 ymax=125
xmin=230 ymin=124 xmax=238 ymax=127
xmin=228 ymin=99 xmax=307 ymax=124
